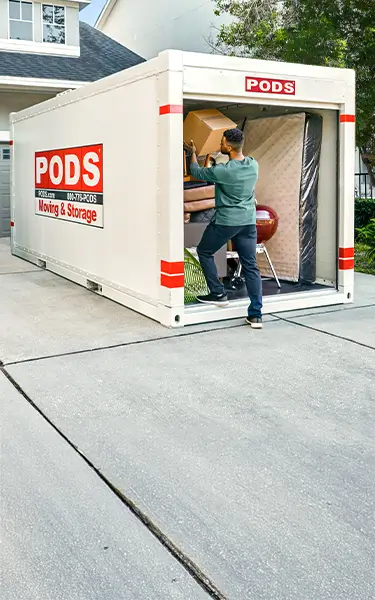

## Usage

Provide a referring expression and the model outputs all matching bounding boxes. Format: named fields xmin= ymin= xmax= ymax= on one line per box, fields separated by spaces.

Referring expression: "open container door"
xmin=156 ymin=51 xmax=355 ymax=327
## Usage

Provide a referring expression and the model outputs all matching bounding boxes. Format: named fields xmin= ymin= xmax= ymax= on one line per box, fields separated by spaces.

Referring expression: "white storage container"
xmin=10 ymin=50 xmax=355 ymax=327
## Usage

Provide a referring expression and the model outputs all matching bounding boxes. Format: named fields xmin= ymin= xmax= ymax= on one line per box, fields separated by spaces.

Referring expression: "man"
xmin=187 ymin=128 xmax=263 ymax=329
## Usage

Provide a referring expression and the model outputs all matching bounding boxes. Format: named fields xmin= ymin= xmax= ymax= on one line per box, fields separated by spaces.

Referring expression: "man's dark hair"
xmin=223 ymin=128 xmax=244 ymax=150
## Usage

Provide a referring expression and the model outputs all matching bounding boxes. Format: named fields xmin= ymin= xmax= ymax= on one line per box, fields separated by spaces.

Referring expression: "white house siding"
xmin=99 ymin=0 xmax=230 ymax=59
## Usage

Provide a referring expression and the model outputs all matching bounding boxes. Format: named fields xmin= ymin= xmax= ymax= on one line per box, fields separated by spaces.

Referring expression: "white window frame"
xmin=8 ymin=0 xmax=34 ymax=43
xmin=41 ymin=3 xmax=66 ymax=46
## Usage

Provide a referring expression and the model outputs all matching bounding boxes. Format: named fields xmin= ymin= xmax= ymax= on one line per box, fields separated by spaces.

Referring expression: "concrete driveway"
xmin=1 ymin=238 xmax=374 ymax=600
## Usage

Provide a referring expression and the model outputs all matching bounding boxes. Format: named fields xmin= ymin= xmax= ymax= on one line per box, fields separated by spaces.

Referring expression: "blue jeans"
xmin=197 ymin=222 xmax=263 ymax=318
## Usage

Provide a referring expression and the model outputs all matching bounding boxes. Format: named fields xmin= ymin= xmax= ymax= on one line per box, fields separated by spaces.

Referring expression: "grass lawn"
xmin=355 ymin=243 xmax=375 ymax=275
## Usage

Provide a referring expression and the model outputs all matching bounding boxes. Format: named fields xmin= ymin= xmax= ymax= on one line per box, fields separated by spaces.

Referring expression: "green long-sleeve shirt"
xmin=190 ymin=157 xmax=258 ymax=226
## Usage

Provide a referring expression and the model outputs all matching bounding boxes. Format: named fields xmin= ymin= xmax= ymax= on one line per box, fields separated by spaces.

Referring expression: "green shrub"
xmin=355 ymin=198 xmax=375 ymax=237
xmin=356 ymin=219 xmax=375 ymax=264
xmin=355 ymin=243 xmax=375 ymax=275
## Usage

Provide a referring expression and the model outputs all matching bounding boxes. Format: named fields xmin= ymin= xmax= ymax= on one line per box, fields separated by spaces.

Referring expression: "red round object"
xmin=256 ymin=204 xmax=279 ymax=244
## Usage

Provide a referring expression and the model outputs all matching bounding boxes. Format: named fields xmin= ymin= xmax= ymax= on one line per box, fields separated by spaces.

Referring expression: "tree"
xmin=212 ymin=0 xmax=375 ymax=184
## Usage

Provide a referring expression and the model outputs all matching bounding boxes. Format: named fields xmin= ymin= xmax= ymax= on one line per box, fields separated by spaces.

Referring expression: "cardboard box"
xmin=183 ymin=109 xmax=237 ymax=156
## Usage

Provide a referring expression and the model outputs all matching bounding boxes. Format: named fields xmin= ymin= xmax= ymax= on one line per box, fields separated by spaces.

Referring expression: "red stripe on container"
xmin=159 ymin=105 xmax=183 ymax=115
xmin=339 ymin=247 xmax=354 ymax=259
xmin=160 ymin=260 xmax=184 ymax=275
xmin=9 ymin=140 xmax=13 ymax=145
xmin=161 ymin=273 xmax=185 ymax=288
xmin=339 ymin=258 xmax=355 ymax=270
xmin=340 ymin=114 xmax=355 ymax=123
xmin=10 ymin=221 xmax=14 ymax=227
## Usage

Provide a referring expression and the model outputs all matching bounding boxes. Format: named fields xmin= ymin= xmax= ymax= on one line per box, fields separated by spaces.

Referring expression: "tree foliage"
xmin=213 ymin=0 xmax=375 ymax=157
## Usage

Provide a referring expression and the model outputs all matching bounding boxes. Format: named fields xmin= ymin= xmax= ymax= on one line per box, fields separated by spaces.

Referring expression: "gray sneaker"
xmin=245 ymin=317 xmax=263 ymax=329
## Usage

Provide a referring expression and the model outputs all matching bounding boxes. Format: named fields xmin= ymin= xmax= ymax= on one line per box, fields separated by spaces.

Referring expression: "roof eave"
xmin=0 ymin=75 xmax=88 ymax=92
xmin=95 ymin=0 xmax=117 ymax=29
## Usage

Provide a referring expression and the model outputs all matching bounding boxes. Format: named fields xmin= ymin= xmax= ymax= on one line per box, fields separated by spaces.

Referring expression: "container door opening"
xmin=182 ymin=100 xmax=339 ymax=316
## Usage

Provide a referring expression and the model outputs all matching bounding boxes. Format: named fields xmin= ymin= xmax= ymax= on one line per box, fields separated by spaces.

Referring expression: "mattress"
xmin=243 ymin=113 xmax=322 ymax=283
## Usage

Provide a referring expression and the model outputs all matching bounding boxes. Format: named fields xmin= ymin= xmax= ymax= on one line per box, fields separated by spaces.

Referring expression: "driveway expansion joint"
xmin=0 ymin=365 xmax=230 ymax=600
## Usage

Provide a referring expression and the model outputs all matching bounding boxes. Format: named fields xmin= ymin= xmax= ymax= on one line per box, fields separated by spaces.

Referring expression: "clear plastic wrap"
xmin=299 ymin=114 xmax=323 ymax=283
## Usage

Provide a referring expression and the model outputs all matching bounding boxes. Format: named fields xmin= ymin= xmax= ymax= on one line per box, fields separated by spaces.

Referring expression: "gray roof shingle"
xmin=0 ymin=22 xmax=144 ymax=82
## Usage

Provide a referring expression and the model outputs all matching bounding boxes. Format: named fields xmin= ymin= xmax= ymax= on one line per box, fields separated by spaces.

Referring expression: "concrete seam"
xmin=2 ymin=303 xmax=374 ymax=368
xmin=270 ymin=303 xmax=375 ymax=320
xmin=1 ymin=322 xmax=253 ymax=366
xmin=274 ymin=316 xmax=375 ymax=351
xmin=0 ymin=270 xmax=43 ymax=276
xmin=0 ymin=366 xmax=229 ymax=600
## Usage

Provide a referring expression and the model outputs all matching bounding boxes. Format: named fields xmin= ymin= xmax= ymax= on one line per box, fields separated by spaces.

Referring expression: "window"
xmin=42 ymin=4 xmax=65 ymax=44
xmin=9 ymin=1 xmax=33 ymax=41
xmin=1 ymin=149 xmax=11 ymax=160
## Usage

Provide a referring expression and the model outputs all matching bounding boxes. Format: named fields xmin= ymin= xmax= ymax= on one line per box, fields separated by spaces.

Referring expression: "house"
xmin=94 ymin=0 xmax=230 ymax=60
xmin=0 ymin=0 xmax=143 ymax=237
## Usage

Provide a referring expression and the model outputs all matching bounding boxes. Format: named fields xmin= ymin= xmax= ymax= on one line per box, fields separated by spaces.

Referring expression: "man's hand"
xmin=183 ymin=140 xmax=197 ymax=155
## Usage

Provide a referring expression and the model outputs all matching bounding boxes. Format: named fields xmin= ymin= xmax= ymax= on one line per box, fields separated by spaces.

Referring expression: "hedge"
xmin=355 ymin=198 xmax=375 ymax=236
